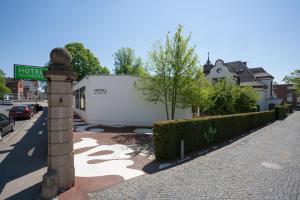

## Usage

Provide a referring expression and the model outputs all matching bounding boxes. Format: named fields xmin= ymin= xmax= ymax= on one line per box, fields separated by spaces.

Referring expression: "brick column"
xmin=42 ymin=48 xmax=76 ymax=199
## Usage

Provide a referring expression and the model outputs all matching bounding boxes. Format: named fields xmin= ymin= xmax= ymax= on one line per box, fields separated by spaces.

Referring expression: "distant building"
xmin=273 ymin=84 xmax=299 ymax=106
xmin=203 ymin=55 xmax=280 ymax=111
xmin=5 ymin=78 xmax=24 ymax=99
xmin=23 ymin=80 xmax=39 ymax=100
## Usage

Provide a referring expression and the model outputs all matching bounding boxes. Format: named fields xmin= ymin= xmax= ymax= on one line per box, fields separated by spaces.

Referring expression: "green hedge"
xmin=286 ymin=104 xmax=293 ymax=113
xmin=153 ymin=110 xmax=275 ymax=161
xmin=250 ymin=106 xmax=257 ymax=112
xmin=274 ymin=105 xmax=289 ymax=120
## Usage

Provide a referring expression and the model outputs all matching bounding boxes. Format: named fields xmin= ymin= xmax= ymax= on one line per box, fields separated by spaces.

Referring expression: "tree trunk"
xmin=165 ymin=103 xmax=169 ymax=120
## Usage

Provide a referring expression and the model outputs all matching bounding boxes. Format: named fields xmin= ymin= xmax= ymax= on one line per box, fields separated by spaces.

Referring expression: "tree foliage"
xmin=0 ymin=69 xmax=11 ymax=100
xmin=202 ymin=80 xmax=259 ymax=115
xmin=137 ymin=25 xmax=260 ymax=120
xmin=65 ymin=42 xmax=110 ymax=80
xmin=114 ymin=47 xmax=146 ymax=76
xmin=137 ymin=25 xmax=200 ymax=119
xmin=282 ymin=69 xmax=300 ymax=83
xmin=283 ymin=69 xmax=300 ymax=94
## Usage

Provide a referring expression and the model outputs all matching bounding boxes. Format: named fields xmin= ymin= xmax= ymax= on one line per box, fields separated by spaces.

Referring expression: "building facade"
xmin=273 ymin=84 xmax=299 ymax=106
xmin=5 ymin=78 xmax=24 ymax=99
xmin=23 ymin=80 xmax=39 ymax=100
xmin=73 ymin=75 xmax=192 ymax=126
xmin=203 ymin=57 xmax=280 ymax=111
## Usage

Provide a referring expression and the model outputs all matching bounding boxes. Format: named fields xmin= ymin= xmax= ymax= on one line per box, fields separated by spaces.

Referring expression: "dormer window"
xmin=217 ymin=68 xmax=222 ymax=73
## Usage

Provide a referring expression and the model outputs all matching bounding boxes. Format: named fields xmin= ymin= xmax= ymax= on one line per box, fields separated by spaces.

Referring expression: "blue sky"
xmin=0 ymin=0 xmax=299 ymax=82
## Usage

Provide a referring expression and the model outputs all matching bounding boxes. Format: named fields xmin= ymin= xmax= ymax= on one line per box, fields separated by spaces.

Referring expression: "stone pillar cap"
xmin=50 ymin=48 xmax=72 ymax=66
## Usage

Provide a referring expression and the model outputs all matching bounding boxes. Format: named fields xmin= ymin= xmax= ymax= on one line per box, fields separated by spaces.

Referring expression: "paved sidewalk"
xmin=89 ymin=111 xmax=300 ymax=200
xmin=59 ymin=118 xmax=158 ymax=200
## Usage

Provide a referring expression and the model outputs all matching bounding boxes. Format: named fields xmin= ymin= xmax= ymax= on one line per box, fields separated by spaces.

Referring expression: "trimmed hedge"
xmin=286 ymin=104 xmax=293 ymax=113
xmin=250 ymin=106 xmax=257 ymax=112
xmin=274 ymin=105 xmax=289 ymax=120
xmin=153 ymin=110 xmax=275 ymax=161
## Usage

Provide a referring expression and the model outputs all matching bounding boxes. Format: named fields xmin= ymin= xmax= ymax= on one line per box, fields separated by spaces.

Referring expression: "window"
xmin=79 ymin=87 xmax=85 ymax=110
xmin=212 ymin=78 xmax=218 ymax=83
xmin=74 ymin=87 xmax=85 ymax=110
xmin=287 ymin=93 xmax=292 ymax=102
xmin=0 ymin=114 xmax=8 ymax=121
xmin=75 ymin=90 xmax=80 ymax=109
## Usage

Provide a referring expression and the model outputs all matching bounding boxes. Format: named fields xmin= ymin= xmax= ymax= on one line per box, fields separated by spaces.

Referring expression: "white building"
xmin=73 ymin=75 xmax=192 ymax=126
xmin=204 ymin=57 xmax=280 ymax=111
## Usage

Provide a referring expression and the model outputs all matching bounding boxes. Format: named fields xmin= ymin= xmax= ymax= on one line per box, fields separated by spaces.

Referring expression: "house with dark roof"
xmin=203 ymin=55 xmax=281 ymax=111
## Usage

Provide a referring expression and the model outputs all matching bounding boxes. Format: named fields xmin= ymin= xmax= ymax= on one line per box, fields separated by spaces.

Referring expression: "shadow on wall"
xmin=0 ymin=108 xmax=48 ymax=199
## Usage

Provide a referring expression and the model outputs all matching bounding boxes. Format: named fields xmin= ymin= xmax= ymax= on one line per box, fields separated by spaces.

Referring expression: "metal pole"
xmin=180 ymin=140 xmax=184 ymax=160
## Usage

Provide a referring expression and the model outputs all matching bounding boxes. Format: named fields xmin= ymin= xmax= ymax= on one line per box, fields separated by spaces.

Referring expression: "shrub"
xmin=256 ymin=105 xmax=260 ymax=112
xmin=250 ymin=107 xmax=257 ymax=112
xmin=286 ymin=104 xmax=293 ymax=113
xmin=274 ymin=105 xmax=289 ymax=120
xmin=153 ymin=110 xmax=275 ymax=161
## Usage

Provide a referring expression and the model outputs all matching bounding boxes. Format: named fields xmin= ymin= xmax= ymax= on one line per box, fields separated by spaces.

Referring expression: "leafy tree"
xmin=233 ymin=86 xmax=259 ymax=113
xmin=283 ymin=69 xmax=300 ymax=94
xmin=113 ymin=47 xmax=146 ymax=76
xmin=294 ymin=77 xmax=300 ymax=93
xmin=137 ymin=25 xmax=199 ymax=120
xmin=282 ymin=69 xmax=300 ymax=83
xmin=65 ymin=42 xmax=110 ymax=80
xmin=0 ymin=68 xmax=11 ymax=100
xmin=0 ymin=69 xmax=5 ymax=77
xmin=204 ymin=80 xmax=258 ymax=115
xmin=181 ymin=68 xmax=212 ymax=115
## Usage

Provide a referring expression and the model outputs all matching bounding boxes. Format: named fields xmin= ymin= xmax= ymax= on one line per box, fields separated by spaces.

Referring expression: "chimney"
xmin=242 ymin=62 xmax=247 ymax=66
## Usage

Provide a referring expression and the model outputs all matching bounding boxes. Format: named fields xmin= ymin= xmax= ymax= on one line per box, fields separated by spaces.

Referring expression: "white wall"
xmin=206 ymin=59 xmax=236 ymax=83
xmin=73 ymin=75 xmax=192 ymax=126
xmin=257 ymin=78 xmax=272 ymax=99
xmin=255 ymin=89 xmax=267 ymax=111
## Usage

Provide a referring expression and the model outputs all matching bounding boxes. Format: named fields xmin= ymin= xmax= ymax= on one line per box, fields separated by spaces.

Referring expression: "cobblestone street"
xmin=89 ymin=111 xmax=300 ymax=200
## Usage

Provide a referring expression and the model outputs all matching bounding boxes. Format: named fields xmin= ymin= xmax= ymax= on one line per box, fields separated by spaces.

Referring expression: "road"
xmin=89 ymin=111 xmax=300 ymax=200
xmin=0 ymin=101 xmax=42 ymax=142
xmin=0 ymin=104 xmax=48 ymax=200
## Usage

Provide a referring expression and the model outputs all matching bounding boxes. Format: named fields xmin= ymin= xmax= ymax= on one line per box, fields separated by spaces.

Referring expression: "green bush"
xmin=274 ymin=105 xmax=289 ymax=120
xmin=286 ymin=104 xmax=293 ymax=113
xmin=153 ymin=110 xmax=275 ymax=161
xmin=250 ymin=107 xmax=257 ymax=112
xmin=256 ymin=105 xmax=260 ymax=112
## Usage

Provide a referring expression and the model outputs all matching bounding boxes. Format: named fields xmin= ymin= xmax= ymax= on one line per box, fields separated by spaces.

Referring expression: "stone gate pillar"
xmin=42 ymin=48 xmax=76 ymax=199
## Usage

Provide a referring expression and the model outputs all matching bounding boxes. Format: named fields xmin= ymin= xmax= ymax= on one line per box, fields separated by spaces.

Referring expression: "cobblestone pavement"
xmin=89 ymin=111 xmax=300 ymax=200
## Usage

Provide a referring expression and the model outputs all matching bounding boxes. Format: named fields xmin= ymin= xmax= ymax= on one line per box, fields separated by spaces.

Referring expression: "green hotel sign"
xmin=14 ymin=64 xmax=48 ymax=81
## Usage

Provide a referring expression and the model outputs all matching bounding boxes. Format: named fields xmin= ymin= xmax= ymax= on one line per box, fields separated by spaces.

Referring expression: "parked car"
xmin=0 ymin=113 xmax=15 ymax=141
xmin=3 ymin=99 xmax=13 ymax=105
xmin=25 ymin=104 xmax=37 ymax=114
xmin=9 ymin=105 xmax=34 ymax=120
xmin=36 ymin=104 xmax=43 ymax=112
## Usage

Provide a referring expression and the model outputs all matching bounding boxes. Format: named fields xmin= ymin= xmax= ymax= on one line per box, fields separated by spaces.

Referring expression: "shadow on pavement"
xmin=293 ymin=106 xmax=300 ymax=111
xmin=6 ymin=183 xmax=41 ymax=200
xmin=0 ymin=108 xmax=48 ymax=199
